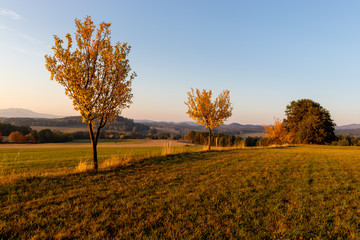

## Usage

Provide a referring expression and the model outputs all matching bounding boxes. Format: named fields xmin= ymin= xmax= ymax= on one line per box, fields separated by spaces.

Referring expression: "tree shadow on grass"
xmin=0 ymin=151 xmax=206 ymax=189
xmin=2 ymin=145 xmax=299 ymax=193
xmin=245 ymin=145 xmax=298 ymax=150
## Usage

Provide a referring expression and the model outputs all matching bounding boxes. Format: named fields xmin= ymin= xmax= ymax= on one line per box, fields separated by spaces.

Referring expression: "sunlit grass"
xmin=0 ymin=143 xmax=201 ymax=184
xmin=2 ymin=145 xmax=360 ymax=238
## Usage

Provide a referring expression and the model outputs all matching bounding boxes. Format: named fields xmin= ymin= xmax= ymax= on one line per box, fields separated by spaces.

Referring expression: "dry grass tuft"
xmin=211 ymin=145 xmax=243 ymax=151
xmin=162 ymin=142 xmax=192 ymax=156
xmin=0 ymin=169 xmax=17 ymax=185
xmin=75 ymin=160 xmax=92 ymax=173
xmin=100 ymin=155 xmax=134 ymax=169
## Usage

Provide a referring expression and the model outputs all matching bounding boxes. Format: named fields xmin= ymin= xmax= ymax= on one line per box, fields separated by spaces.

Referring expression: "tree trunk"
xmin=91 ymin=139 xmax=98 ymax=171
xmin=88 ymin=123 xmax=98 ymax=171
xmin=208 ymin=127 xmax=211 ymax=151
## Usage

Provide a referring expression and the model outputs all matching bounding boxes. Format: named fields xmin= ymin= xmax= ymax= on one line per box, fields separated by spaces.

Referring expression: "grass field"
xmin=0 ymin=140 xmax=200 ymax=183
xmin=2 ymin=145 xmax=360 ymax=238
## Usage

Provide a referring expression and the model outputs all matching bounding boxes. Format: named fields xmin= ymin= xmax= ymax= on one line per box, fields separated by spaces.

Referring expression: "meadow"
xmin=2 ymin=144 xmax=360 ymax=239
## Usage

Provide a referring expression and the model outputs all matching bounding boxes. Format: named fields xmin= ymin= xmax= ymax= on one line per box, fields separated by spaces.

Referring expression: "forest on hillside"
xmin=0 ymin=116 xmax=150 ymax=134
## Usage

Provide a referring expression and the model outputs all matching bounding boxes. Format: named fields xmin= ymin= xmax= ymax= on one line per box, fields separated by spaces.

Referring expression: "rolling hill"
xmin=3 ymin=108 xmax=360 ymax=137
xmin=0 ymin=108 xmax=64 ymax=118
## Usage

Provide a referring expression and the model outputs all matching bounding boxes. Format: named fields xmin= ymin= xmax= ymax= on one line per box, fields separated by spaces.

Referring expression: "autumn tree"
xmin=284 ymin=99 xmax=336 ymax=144
xmin=45 ymin=16 xmax=135 ymax=170
xmin=263 ymin=118 xmax=293 ymax=145
xmin=8 ymin=131 xmax=25 ymax=143
xmin=185 ymin=88 xmax=232 ymax=150
xmin=24 ymin=133 xmax=35 ymax=143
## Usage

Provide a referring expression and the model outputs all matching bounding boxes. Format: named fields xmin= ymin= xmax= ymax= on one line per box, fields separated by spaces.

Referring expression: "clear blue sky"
xmin=1 ymin=0 xmax=360 ymax=125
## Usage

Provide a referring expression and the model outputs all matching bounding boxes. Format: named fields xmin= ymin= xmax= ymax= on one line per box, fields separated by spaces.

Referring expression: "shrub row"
xmin=184 ymin=130 xmax=244 ymax=147
xmin=6 ymin=129 xmax=73 ymax=143
xmin=331 ymin=135 xmax=360 ymax=146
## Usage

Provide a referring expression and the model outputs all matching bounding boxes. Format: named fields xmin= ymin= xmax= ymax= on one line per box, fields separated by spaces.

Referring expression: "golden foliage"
xmin=185 ymin=88 xmax=232 ymax=150
xmin=45 ymin=15 xmax=135 ymax=129
xmin=263 ymin=118 xmax=293 ymax=145
xmin=185 ymin=88 xmax=232 ymax=130
xmin=45 ymin=16 xmax=136 ymax=170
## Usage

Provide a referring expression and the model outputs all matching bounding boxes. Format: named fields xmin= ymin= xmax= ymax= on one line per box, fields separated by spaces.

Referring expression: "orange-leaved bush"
xmin=263 ymin=118 xmax=293 ymax=145
xmin=8 ymin=131 xmax=25 ymax=143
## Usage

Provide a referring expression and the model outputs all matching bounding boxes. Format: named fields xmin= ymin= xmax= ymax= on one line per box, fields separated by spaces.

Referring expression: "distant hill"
xmin=335 ymin=124 xmax=360 ymax=130
xmin=334 ymin=124 xmax=360 ymax=137
xmin=135 ymin=119 xmax=265 ymax=137
xmin=6 ymin=108 xmax=360 ymax=137
xmin=0 ymin=108 xmax=64 ymax=118
xmin=335 ymin=128 xmax=360 ymax=137
xmin=0 ymin=116 xmax=150 ymax=134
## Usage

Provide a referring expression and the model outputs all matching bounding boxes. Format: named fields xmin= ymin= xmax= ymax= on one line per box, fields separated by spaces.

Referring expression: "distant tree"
xmin=185 ymin=88 xmax=232 ymax=150
xmin=0 ymin=122 xmax=31 ymax=136
xmin=71 ymin=131 xmax=90 ymax=139
xmin=24 ymin=133 xmax=36 ymax=143
xmin=8 ymin=131 xmax=25 ymax=143
xmin=185 ymin=130 xmax=196 ymax=142
xmin=0 ymin=132 xmax=3 ymax=143
xmin=29 ymin=130 xmax=39 ymax=143
xmin=184 ymin=130 xmax=242 ymax=147
xmin=336 ymin=135 xmax=360 ymax=146
xmin=245 ymin=136 xmax=261 ymax=147
xmin=38 ymin=129 xmax=55 ymax=143
xmin=263 ymin=118 xmax=293 ymax=145
xmin=45 ymin=16 xmax=135 ymax=170
xmin=148 ymin=128 xmax=158 ymax=136
xmin=284 ymin=99 xmax=336 ymax=144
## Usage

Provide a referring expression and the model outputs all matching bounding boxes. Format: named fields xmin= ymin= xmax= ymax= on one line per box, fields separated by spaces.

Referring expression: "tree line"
xmin=0 ymin=116 xmax=149 ymax=134
xmin=0 ymin=122 xmax=32 ymax=136
xmin=5 ymin=129 xmax=73 ymax=143
xmin=0 ymin=120 xmax=179 ymax=143
xmin=185 ymin=131 xmax=243 ymax=147
xmin=184 ymin=131 xmax=266 ymax=147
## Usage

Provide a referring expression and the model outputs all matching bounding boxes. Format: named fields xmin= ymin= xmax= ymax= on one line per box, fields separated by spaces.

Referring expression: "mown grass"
xmin=70 ymin=139 xmax=147 ymax=144
xmin=2 ymin=145 xmax=360 ymax=239
xmin=0 ymin=144 xmax=201 ymax=184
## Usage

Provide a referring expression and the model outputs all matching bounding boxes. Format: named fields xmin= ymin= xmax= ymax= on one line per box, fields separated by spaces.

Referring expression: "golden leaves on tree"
xmin=185 ymin=88 xmax=233 ymax=130
xmin=263 ymin=118 xmax=293 ymax=145
xmin=45 ymin=16 xmax=135 ymax=127
xmin=45 ymin=16 xmax=135 ymax=170
xmin=185 ymin=88 xmax=232 ymax=150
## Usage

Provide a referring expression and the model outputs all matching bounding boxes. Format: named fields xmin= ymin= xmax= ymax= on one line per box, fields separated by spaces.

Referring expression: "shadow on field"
xmin=2 ymin=146 xmax=297 ymax=188
xmin=240 ymin=145 xmax=298 ymax=150
xmin=2 ymin=151 xmax=206 ymax=188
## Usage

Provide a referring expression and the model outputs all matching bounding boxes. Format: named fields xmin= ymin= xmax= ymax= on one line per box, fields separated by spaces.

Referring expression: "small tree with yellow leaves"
xmin=263 ymin=118 xmax=293 ymax=145
xmin=45 ymin=16 xmax=135 ymax=171
xmin=185 ymin=88 xmax=232 ymax=150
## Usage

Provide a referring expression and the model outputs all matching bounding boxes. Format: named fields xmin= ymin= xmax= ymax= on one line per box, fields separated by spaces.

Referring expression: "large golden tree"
xmin=45 ymin=16 xmax=136 ymax=170
xmin=185 ymin=88 xmax=232 ymax=150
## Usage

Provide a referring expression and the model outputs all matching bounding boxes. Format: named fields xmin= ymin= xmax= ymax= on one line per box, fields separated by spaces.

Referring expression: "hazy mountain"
xmin=135 ymin=120 xmax=200 ymax=127
xmin=0 ymin=108 xmax=64 ymax=118
xmin=136 ymin=119 xmax=262 ymax=128
xmin=3 ymin=109 xmax=360 ymax=136
xmin=335 ymin=124 xmax=360 ymax=130
xmin=135 ymin=119 xmax=265 ymax=136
